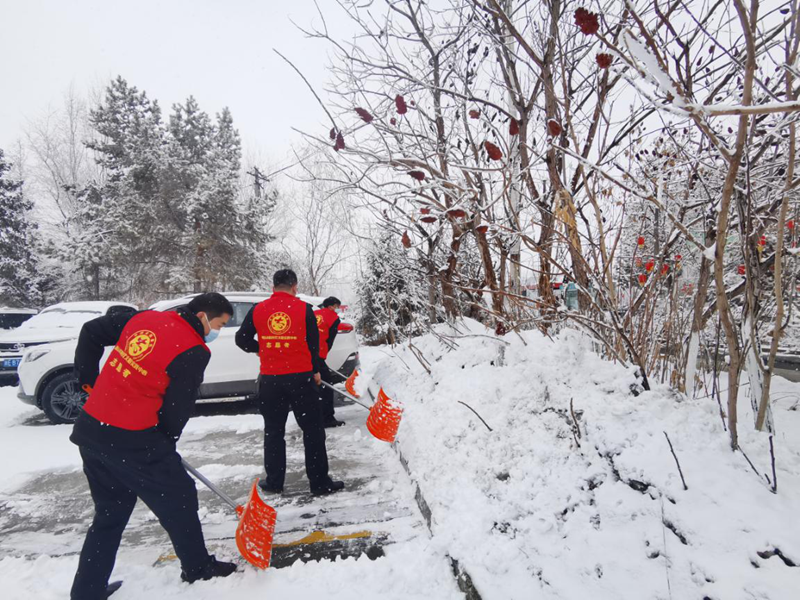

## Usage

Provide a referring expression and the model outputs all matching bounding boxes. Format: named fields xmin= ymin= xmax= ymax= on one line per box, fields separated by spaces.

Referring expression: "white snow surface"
xmin=364 ymin=320 xmax=800 ymax=600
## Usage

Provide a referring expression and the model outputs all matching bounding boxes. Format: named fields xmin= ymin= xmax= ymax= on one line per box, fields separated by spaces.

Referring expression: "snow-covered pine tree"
xmin=0 ymin=149 xmax=43 ymax=307
xmin=357 ymin=229 xmax=429 ymax=344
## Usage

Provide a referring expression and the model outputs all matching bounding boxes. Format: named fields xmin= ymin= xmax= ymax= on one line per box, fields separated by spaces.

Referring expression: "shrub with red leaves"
xmin=402 ymin=231 xmax=411 ymax=248
xmin=334 ymin=132 xmax=345 ymax=152
xmin=509 ymin=118 xmax=519 ymax=136
xmin=574 ymin=8 xmax=600 ymax=35
xmin=547 ymin=119 xmax=563 ymax=136
xmin=596 ymin=53 xmax=613 ymax=69
xmin=395 ymin=95 xmax=408 ymax=115
xmin=409 ymin=170 xmax=426 ymax=181
xmin=355 ymin=107 xmax=374 ymax=123
xmin=484 ymin=141 xmax=503 ymax=160
xmin=469 ymin=109 xmax=481 ymax=119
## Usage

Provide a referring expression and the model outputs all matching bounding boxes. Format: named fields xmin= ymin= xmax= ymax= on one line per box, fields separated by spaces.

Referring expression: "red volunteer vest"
xmin=314 ymin=308 xmax=338 ymax=360
xmin=83 ymin=311 xmax=208 ymax=430
xmin=253 ymin=292 xmax=313 ymax=375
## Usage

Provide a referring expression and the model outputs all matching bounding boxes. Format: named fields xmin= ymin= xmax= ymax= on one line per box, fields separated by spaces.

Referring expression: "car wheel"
xmin=41 ymin=373 xmax=88 ymax=424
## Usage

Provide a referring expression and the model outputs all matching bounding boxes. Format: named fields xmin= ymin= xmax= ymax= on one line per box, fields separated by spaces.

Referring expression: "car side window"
xmin=225 ymin=302 xmax=254 ymax=328
xmin=107 ymin=305 xmax=137 ymax=317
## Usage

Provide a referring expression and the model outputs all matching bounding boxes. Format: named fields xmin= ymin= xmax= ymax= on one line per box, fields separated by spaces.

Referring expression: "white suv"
xmin=17 ymin=292 xmax=360 ymax=424
xmin=1 ymin=302 xmax=137 ymax=386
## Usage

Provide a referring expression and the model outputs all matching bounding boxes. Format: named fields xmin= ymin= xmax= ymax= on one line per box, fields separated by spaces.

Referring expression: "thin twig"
xmin=457 ymin=400 xmax=493 ymax=432
xmin=663 ymin=432 xmax=688 ymax=491
xmin=769 ymin=435 xmax=778 ymax=494
xmin=569 ymin=397 xmax=582 ymax=441
xmin=738 ymin=444 xmax=770 ymax=485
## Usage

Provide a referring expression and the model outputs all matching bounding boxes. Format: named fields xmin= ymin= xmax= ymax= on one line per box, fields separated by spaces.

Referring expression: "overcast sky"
xmin=0 ymin=0 xmax=353 ymax=171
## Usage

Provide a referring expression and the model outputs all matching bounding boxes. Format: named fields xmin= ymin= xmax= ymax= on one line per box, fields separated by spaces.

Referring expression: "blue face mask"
xmin=201 ymin=314 xmax=220 ymax=343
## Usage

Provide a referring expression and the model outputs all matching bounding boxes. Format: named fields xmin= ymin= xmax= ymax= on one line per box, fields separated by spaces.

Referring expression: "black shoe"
xmin=106 ymin=581 xmax=123 ymax=598
xmin=310 ymin=480 xmax=345 ymax=496
xmin=181 ymin=555 xmax=238 ymax=583
xmin=323 ymin=418 xmax=346 ymax=428
xmin=258 ymin=478 xmax=283 ymax=494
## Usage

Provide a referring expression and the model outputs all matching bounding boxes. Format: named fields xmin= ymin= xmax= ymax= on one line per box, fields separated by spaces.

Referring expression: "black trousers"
xmin=258 ymin=372 xmax=330 ymax=490
xmin=71 ymin=445 xmax=210 ymax=600
xmin=318 ymin=361 xmax=336 ymax=422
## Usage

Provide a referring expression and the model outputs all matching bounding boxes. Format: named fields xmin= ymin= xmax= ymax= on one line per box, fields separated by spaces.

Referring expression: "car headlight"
xmin=24 ymin=348 xmax=51 ymax=363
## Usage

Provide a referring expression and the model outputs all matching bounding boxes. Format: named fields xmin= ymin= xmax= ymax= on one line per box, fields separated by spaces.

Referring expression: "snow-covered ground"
xmin=3 ymin=322 xmax=799 ymax=600
xmin=0 ymin=388 xmax=461 ymax=600
xmin=360 ymin=321 xmax=800 ymax=600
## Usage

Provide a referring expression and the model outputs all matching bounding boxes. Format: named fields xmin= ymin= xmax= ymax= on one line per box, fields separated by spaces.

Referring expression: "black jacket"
xmin=71 ymin=307 xmax=209 ymax=452
xmin=235 ymin=301 xmax=323 ymax=373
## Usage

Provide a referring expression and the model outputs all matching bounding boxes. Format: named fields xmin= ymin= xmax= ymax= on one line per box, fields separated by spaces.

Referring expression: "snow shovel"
xmin=320 ymin=380 xmax=404 ymax=443
xmin=182 ymin=459 xmax=277 ymax=569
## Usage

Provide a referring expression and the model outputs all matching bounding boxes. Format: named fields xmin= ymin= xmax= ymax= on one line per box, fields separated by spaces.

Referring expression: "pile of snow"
xmin=366 ymin=320 xmax=800 ymax=600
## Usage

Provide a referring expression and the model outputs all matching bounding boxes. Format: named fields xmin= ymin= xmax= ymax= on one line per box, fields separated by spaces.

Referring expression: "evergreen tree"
xmin=357 ymin=229 xmax=429 ymax=344
xmin=0 ymin=149 xmax=43 ymax=307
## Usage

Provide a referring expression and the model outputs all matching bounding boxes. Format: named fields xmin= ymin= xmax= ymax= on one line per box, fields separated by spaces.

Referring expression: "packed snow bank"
xmin=365 ymin=321 xmax=800 ymax=600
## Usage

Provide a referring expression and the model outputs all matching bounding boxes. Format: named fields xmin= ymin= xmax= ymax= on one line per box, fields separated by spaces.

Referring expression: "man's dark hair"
xmin=187 ymin=292 xmax=234 ymax=319
xmin=322 ymin=296 xmax=341 ymax=308
xmin=273 ymin=269 xmax=298 ymax=288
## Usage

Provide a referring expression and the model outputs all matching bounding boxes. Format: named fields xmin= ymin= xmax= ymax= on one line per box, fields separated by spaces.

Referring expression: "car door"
xmin=201 ymin=301 xmax=260 ymax=397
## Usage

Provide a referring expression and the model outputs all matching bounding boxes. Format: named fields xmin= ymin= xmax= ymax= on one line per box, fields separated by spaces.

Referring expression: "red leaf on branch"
xmin=355 ymin=107 xmax=374 ymax=123
xmin=395 ymin=95 xmax=408 ymax=115
xmin=476 ymin=225 xmax=489 ymax=234
xmin=484 ymin=141 xmax=503 ymax=160
xmin=334 ymin=132 xmax=345 ymax=151
xmin=402 ymin=231 xmax=411 ymax=248
xmin=638 ymin=273 xmax=647 ymax=286
xmin=420 ymin=207 xmax=431 ymax=215
xmin=329 ymin=128 xmax=336 ymax=140
xmin=469 ymin=109 xmax=481 ymax=119
xmin=509 ymin=118 xmax=519 ymax=136
xmin=547 ymin=119 xmax=563 ymax=136
xmin=447 ymin=208 xmax=467 ymax=219
xmin=390 ymin=117 xmax=397 ymax=126
xmin=409 ymin=170 xmax=426 ymax=181
xmin=637 ymin=235 xmax=645 ymax=248
xmin=645 ymin=260 xmax=655 ymax=272
xmin=596 ymin=53 xmax=613 ymax=69
xmin=574 ymin=8 xmax=600 ymax=35
xmin=410 ymin=100 xmax=415 ymax=106
xmin=421 ymin=216 xmax=438 ymax=224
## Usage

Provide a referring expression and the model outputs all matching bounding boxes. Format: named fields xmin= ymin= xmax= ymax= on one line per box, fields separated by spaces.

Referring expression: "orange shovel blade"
xmin=345 ymin=369 xmax=360 ymax=398
xmin=234 ymin=480 xmax=278 ymax=569
xmin=366 ymin=387 xmax=403 ymax=443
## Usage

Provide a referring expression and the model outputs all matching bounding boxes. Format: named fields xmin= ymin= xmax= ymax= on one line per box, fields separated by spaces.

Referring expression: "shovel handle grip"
xmin=182 ymin=459 xmax=240 ymax=512
xmin=319 ymin=380 xmax=372 ymax=411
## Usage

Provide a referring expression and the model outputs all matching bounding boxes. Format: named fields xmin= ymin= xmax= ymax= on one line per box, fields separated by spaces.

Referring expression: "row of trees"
xmin=304 ymin=0 xmax=799 ymax=453
xmin=1 ymin=78 xmax=301 ymax=307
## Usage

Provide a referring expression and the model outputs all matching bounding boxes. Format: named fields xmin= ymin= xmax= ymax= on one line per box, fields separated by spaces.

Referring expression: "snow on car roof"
xmin=40 ymin=301 xmax=137 ymax=313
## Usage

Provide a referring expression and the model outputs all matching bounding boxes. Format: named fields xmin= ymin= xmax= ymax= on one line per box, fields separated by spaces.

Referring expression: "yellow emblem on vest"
xmin=316 ymin=314 xmax=324 ymax=326
xmin=268 ymin=312 xmax=292 ymax=335
xmin=125 ymin=330 xmax=157 ymax=362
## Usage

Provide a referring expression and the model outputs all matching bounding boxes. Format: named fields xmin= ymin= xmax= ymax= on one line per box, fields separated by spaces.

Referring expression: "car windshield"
xmin=18 ymin=308 xmax=104 ymax=330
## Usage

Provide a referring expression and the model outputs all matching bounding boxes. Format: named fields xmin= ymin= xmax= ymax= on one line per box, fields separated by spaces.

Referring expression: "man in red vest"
xmin=314 ymin=297 xmax=345 ymax=428
xmin=235 ymin=269 xmax=344 ymax=496
xmin=70 ymin=293 xmax=236 ymax=600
